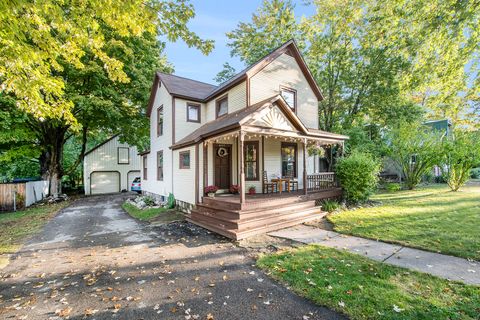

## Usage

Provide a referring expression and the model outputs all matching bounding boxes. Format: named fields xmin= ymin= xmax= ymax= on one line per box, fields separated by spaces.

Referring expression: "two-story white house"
xmin=141 ymin=40 xmax=348 ymax=239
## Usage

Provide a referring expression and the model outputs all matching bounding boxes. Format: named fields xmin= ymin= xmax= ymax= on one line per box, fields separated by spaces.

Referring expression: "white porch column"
xmin=238 ymin=131 xmax=246 ymax=204
xmin=303 ymin=139 xmax=308 ymax=195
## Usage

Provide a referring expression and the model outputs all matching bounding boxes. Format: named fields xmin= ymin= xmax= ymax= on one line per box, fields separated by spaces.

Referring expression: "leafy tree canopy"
xmin=0 ymin=0 xmax=214 ymax=126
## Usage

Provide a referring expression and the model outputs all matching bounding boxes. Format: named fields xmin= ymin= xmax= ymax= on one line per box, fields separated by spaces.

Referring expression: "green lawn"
xmin=328 ymin=184 xmax=480 ymax=260
xmin=121 ymin=202 xmax=183 ymax=223
xmin=258 ymin=245 xmax=480 ymax=320
xmin=0 ymin=201 xmax=70 ymax=268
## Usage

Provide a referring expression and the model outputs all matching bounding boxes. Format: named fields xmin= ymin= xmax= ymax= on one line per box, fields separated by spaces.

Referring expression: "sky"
xmin=163 ymin=0 xmax=314 ymax=85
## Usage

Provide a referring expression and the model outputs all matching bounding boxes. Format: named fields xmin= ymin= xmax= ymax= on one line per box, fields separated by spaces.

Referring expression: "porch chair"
xmin=284 ymin=170 xmax=299 ymax=192
xmin=263 ymin=171 xmax=278 ymax=194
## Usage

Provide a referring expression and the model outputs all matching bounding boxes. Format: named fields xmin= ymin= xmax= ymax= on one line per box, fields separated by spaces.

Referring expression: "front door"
xmin=214 ymin=144 xmax=231 ymax=190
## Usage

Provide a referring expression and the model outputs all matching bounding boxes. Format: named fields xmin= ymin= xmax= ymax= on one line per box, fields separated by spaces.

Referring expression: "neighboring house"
xmin=84 ymin=135 xmax=141 ymax=195
xmin=382 ymin=119 xmax=452 ymax=180
xmin=141 ymin=40 xmax=348 ymax=239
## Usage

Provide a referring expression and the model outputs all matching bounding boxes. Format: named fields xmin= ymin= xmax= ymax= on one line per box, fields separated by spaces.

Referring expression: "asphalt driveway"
xmin=0 ymin=194 xmax=344 ymax=320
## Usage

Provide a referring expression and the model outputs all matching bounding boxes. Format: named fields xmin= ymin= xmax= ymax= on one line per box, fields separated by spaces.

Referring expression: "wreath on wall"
xmin=217 ymin=147 xmax=229 ymax=157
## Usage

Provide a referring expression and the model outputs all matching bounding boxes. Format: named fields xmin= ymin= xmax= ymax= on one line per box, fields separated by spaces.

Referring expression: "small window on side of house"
xmin=179 ymin=151 xmax=190 ymax=169
xmin=280 ymin=87 xmax=297 ymax=112
xmin=157 ymin=151 xmax=163 ymax=181
xmin=187 ymin=103 xmax=201 ymax=123
xmin=216 ymin=96 xmax=228 ymax=118
xmin=143 ymin=156 xmax=148 ymax=180
xmin=157 ymin=105 xmax=163 ymax=136
xmin=117 ymin=147 xmax=129 ymax=164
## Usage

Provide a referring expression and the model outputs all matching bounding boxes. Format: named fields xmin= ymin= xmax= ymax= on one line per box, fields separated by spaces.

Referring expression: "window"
xmin=281 ymin=142 xmax=297 ymax=177
xmin=179 ymin=151 xmax=190 ymax=169
xmin=280 ymin=87 xmax=297 ymax=112
xmin=187 ymin=103 xmax=201 ymax=123
xmin=157 ymin=151 xmax=163 ymax=181
xmin=244 ymin=141 xmax=259 ymax=181
xmin=216 ymin=96 xmax=228 ymax=118
xmin=143 ymin=156 xmax=148 ymax=180
xmin=117 ymin=147 xmax=129 ymax=164
xmin=157 ymin=105 xmax=163 ymax=136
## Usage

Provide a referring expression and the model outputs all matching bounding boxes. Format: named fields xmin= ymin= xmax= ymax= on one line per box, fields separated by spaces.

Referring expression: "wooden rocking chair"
xmin=263 ymin=171 xmax=277 ymax=194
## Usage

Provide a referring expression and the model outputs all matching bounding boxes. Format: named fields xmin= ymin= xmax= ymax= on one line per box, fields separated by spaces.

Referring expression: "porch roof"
xmin=171 ymin=95 xmax=348 ymax=150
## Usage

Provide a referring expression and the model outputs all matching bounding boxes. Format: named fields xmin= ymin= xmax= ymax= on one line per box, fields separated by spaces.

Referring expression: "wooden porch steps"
xmin=187 ymin=199 xmax=325 ymax=240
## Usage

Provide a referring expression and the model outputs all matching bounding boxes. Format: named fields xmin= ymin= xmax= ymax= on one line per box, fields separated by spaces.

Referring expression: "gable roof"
xmin=85 ymin=134 xmax=119 ymax=156
xmin=157 ymin=72 xmax=217 ymax=101
xmin=146 ymin=39 xmax=324 ymax=116
xmin=171 ymin=95 xmax=346 ymax=150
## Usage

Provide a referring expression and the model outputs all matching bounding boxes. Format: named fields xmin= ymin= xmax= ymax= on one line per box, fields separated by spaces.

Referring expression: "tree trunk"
xmin=39 ymin=126 xmax=67 ymax=197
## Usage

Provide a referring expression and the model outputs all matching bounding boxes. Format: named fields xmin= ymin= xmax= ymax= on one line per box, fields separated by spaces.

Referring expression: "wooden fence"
xmin=0 ymin=181 xmax=49 ymax=212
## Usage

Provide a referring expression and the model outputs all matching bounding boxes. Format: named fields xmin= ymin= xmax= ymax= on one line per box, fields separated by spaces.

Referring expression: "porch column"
xmin=303 ymin=139 xmax=308 ymax=195
xmin=238 ymin=131 xmax=246 ymax=204
xmin=203 ymin=141 xmax=208 ymax=202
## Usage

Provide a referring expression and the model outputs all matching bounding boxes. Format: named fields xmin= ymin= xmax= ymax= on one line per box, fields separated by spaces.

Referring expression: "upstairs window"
xmin=143 ymin=156 xmax=148 ymax=180
xmin=117 ymin=147 xmax=130 ymax=164
xmin=280 ymin=87 xmax=297 ymax=112
xmin=157 ymin=105 xmax=163 ymax=136
xmin=187 ymin=103 xmax=201 ymax=123
xmin=216 ymin=96 xmax=228 ymax=118
xmin=179 ymin=151 xmax=190 ymax=169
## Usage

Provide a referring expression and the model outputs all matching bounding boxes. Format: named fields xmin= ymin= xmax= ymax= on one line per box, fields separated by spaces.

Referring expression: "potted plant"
xmin=204 ymin=185 xmax=219 ymax=198
xmin=248 ymin=185 xmax=256 ymax=195
xmin=229 ymin=184 xmax=239 ymax=194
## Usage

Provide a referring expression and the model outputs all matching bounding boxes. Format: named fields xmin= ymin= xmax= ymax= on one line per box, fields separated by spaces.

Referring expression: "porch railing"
xmin=306 ymin=172 xmax=338 ymax=192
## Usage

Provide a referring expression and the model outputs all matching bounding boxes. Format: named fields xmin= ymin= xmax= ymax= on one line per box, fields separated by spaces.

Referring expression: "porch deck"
xmin=187 ymin=187 xmax=342 ymax=240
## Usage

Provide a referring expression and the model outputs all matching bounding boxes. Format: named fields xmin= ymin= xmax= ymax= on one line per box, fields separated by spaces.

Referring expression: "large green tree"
xmin=226 ymin=0 xmax=303 ymax=66
xmin=0 ymin=0 xmax=214 ymax=195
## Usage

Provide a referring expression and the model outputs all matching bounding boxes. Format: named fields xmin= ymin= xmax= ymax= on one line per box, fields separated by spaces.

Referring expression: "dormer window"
xmin=280 ymin=86 xmax=297 ymax=112
xmin=187 ymin=103 xmax=201 ymax=123
xmin=216 ymin=96 xmax=228 ymax=118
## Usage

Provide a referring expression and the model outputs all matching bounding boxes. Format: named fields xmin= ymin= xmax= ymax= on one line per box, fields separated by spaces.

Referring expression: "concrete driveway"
xmin=0 ymin=194 xmax=344 ymax=320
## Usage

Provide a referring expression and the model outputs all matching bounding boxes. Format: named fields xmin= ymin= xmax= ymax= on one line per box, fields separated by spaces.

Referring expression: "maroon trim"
xmin=157 ymin=105 xmax=164 ymax=136
xmin=179 ymin=150 xmax=191 ymax=169
xmin=215 ymin=95 xmax=228 ymax=119
xmin=244 ymin=141 xmax=259 ymax=181
xmin=143 ymin=156 xmax=148 ymax=180
xmin=279 ymin=85 xmax=297 ymax=114
xmin=157 ymin=150 xmax=163 ymax=181
xmin=281 ymin=142 xmax=298 ymax=178
xmin=186 ymin=103 xmax=201 ymax=123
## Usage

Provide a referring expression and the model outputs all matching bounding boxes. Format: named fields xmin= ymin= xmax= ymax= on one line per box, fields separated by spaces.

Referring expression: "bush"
xmin=471 ymin=168 xmax=480 ymax=179
xmin=335 ymin=151 xmax=381 ymax=203
xmin=385 ymin=182 xmax=401 ymax=192
xmin=322 ymin=199 xmax=340 ymax=213
xmin=143 ymin=195 xmax=156 ymax=207
xmin=166 ymin=193 xmax=175 ymax=209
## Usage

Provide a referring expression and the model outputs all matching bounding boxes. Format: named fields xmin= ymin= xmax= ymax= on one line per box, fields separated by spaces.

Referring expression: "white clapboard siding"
xmin=143 ymin=82 xmax=173 ymax=197
xmin=84 ymin=136 xmax=141 ymax=195
xmin=174 ymin=98 xmax=207 ymax=142
xmin=205 ymin=81 xmax=247 ymax=122
xmin=249 ymin=53 xmax=319 ymax=129
xmin=172 ymin=145 xmax=196 ymax=204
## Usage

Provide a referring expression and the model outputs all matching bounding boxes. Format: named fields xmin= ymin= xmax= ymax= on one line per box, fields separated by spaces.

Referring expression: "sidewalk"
xmin=269 ymin=225 xmax=480 ymax=286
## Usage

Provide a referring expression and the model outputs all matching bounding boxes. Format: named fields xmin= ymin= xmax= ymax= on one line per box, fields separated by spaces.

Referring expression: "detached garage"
xmin=84 ymin=135 xmax=141 ymax=195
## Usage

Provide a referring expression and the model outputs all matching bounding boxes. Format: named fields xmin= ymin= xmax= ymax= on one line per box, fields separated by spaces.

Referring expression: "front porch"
xmin=176 ymin=96 xmax=348 ymax=239
xmin=188 ymin=173 xmax=343 ymax=240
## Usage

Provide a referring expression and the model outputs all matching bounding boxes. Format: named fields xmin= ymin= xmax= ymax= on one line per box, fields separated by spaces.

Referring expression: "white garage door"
xmin=90 ymin=171 xmax=120 ymax=195
xmin=127 ymin=171 xmax=140 ymax=191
